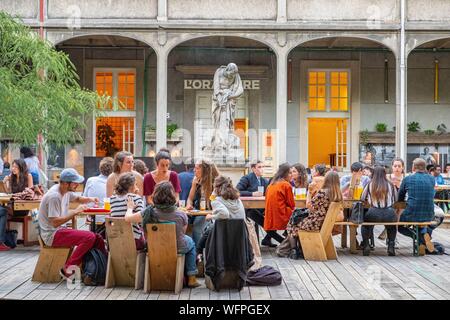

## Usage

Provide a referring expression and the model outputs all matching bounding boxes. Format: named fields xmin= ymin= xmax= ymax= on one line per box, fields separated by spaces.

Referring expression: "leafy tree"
xmin=0 ymin=11 xmax=105 ymax=147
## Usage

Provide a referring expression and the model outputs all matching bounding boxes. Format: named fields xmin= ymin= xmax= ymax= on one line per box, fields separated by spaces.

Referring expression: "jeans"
xmin=30 ymin=171 xmax=39 ymax=185
xmin=361 ymin=207 xmax=397 ymax=245
xmin=190 ymin=216 xmax=206 ymax=247
xmin=52 ymin=228 xmax=107 ymax=270
xmin=178 ymin=235 xmax=197 ymax=276
xmin=0 ymin=206 xmax=7 ymax=243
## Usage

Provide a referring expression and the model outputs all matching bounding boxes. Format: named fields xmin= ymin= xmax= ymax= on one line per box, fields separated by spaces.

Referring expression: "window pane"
xmin=127 ymin=74 xmax=135 ymax=84
xmin=127 ymin=85 xmax=134 ymax=97
xmin=331 ymin=98 xmax=339 ymax=111
xmin=340 ymin=72 xmax=348 ymax=84
xmin=96 ymin=117 xmax=135 ymax=157
xmin=309 ymin=86 xmax=316 ymax=98
xmin=118 ymin=72 xmax=136 ymax=111
xmin=317 ymin=72 xmax=326 ymax=84
xmin=309 ymin=72 xmax=317 ymax=85
xmin=317 ymin=98 xmax=326 ymax=110
xmin=309 ymin=98 xmax=317 ymax=110
xmin=331 ymin=85 xmax=339 ymax=98
xmin=331 ymin=72 xmax=339 ymax=85
xmin=340 ymin=86 xmax=348 ymax=98
xmin=127 ymin=98 xmax=135 ymax=109
xmin=318 ymin=85 xmax=326 ymax=97
xmin=340 ymin=98 xmax=348 ymax=111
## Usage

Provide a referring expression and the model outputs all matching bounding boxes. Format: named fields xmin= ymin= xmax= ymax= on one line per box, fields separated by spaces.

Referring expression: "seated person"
xmin=178 ymin=162 xmax=195 ymax=202
xmin=38 ymin=168 xmax=106 ymax=279
xmin=125 ymin=181 xmax=200 ymax=288
xmin=308 ymin=164 xmax=327 ymax=199
xmin=398 ymin=158 xmax=440 ymax=254
xmin=236 ymin=160 xmax=271 ymax=246
xmin=110 ymin=173 xmax=145 ymax=250
xmin=82 ymin=157 xmax=113 ymax=232
xmin=340 ymin=162 xmax=371 ymax=199
xmin=197 ymin=176 xmax=246 ymax=255
xmin=287 ymin=171 xmax=343 ymax=259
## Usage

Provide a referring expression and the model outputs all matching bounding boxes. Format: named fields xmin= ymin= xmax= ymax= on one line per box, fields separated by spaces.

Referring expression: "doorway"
xmin=308 ymin=118 xmax=347 ymax=168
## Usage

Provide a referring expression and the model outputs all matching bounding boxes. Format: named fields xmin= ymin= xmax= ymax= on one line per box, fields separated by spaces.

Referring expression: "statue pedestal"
xmin=215 ymin=164 xmax=247 ymax=185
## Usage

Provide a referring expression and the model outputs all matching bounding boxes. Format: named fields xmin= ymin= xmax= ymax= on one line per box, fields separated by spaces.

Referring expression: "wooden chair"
xmin=105 ymin=217 xmax=146 ymax=289
xmin=298 ymin=202 xmax=342 ymax=261
xmin=32 ymin=236 xmax=72 ymax=283
xmin=144 ymin=223 xmax=185 ymax=294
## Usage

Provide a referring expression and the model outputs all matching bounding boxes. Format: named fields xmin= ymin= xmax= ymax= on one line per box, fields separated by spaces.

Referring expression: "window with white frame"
xmin=94 ymin=68 xmax=136 ymax=157
xmin=308 ymin=69 xmax=350 ymax=112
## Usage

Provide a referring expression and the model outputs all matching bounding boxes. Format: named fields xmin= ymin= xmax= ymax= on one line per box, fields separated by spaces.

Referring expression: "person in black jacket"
xmin=236 ymin=160 xmax=275 ymax=247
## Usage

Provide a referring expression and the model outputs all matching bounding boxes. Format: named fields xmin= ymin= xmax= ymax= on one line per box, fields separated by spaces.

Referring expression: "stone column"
xmin=157 ymin=0 xmax=167 ymax=21
xmin=396 ymin=0 xmax=407 ymax=162
xmin=156 ymin=49 xmax=168 ymax=151
xmin=276 ymin=48 xmax=289 ymax=164
xmin=277 ymin=0 xmax=287 ymax=23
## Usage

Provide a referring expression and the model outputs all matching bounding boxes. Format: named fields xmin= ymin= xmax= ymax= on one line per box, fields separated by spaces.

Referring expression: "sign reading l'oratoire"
xmin=184 ymin=79 xmax=260 ymax=90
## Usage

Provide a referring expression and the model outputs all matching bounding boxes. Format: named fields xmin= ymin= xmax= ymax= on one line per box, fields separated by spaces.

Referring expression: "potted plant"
xmin=424 ymin=129 xmax=435 ymax=136
xmin=97 ymin=123 xmax=119 ymax=157
xmin=407 ymin=121 xmax=420 ymax=132
xmin=375 ymin=123 xmax=387 ymax=133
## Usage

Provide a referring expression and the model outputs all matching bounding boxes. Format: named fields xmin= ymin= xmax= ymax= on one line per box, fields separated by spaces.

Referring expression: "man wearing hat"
xmin=38 ymin=168 xmax=107 ymax=278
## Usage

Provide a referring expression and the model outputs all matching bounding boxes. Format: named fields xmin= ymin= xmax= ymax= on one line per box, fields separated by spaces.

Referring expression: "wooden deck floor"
xmin=1 ymin=226 xmax=450 ymax=300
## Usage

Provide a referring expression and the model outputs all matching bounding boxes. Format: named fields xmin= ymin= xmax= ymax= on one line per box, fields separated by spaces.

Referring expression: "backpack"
xmin=427 ymin=242 xmax=447 ymax=255
xmin=4 ymin=230 xmax=18 ymax=249
xmin=246 ymin=265 xmax=282 ymax=286
xmin=81 ymin=248 xmax=108 ymax=286
xmin=289 ymin=208 xmax=309 ymax=225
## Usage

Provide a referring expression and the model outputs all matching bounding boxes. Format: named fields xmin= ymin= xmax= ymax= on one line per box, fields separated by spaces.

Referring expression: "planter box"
xmin=145 ymin=131 xmax=183 ymax=143
xmin=360 ymin=132 xmax=450 ymax=144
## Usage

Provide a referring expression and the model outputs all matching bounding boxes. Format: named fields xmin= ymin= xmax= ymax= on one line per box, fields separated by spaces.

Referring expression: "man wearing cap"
xmin=38 ymin=168 xmax=107 ymax=277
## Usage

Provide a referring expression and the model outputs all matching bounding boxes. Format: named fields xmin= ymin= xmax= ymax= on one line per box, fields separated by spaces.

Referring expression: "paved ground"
xmin=1 ymin=226 xmax=450 ymax=300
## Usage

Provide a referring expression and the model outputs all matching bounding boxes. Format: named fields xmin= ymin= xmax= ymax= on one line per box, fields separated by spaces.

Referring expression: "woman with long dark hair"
xmin=106 ymin=151 xmax=143 ymax=197
xmin=3 ymin=159 xmax=33 ymax=194
xmin=361 ymin=166 xmax=398 ymax=256
xmin=291 ymin=163 xmax=308 ymax=189
xmin=263 ymin=163 xmax=295 ymax=244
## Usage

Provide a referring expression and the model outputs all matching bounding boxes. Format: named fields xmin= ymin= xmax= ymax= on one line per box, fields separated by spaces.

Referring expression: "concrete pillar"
xmin=276 ymin=49 xmax=288 ymax=164
xmin=157 ymin=0 xmax=167 ymax=21
xmin=396 ymin=0 xmax=407 ymax=162
xmin=277 ymin=0 xmax=287 ymax=23
xmin=156 ymin=49 xmax=168 ymax=151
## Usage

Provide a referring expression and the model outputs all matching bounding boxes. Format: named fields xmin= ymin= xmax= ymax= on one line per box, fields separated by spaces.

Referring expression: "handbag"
xmin=5 ymin=230 xmax=18 ymax=249
xmin=350 ymin=201 xmax=364 ymax=224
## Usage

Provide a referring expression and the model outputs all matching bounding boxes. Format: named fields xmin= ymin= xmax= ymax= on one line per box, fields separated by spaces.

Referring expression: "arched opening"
xmin=288 ymin=37 xmax=396 ymax=170
xmin=165 ymin=36 xmax=277 ymax=177
xmin=52 ymin=35 xmax=155 ymax=179
xmin=406 ymin=38 xmax=450 ymax=173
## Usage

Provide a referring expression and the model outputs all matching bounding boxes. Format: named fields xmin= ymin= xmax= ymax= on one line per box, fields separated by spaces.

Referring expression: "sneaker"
xmin=423 ymin=233 xmax=435 ymax=253
xmin=378 ymin=229 xmax=387 ymax=240
xmin=418 ymin=244 xmax=426 ymax=256
xmin=59 ymin=268 xmax=75 ymax=284
xmin=0 ymin=243 xmax=11 ymax=251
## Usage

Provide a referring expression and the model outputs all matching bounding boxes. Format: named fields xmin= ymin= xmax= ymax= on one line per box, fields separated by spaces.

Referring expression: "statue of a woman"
xmin=210 ymin=63 xmax=244 ymax=151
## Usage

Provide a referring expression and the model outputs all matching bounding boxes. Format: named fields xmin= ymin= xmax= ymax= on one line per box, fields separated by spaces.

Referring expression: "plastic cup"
xmin=200 ymin=200 xmax=206 ymax=211
xmin=179 ymin=200 xmax=186 ymax=208
xmin=103 ymin=198 xmax=111 ymax=210
xmin=299 ymin=188 xmax=307 ymax=200
xmin=257 ymin=186 xmax=264 ymax=194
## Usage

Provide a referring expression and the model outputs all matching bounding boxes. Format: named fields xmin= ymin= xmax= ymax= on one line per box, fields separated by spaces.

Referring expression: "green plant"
xmin=360 ymin=129 xmax=369 ymax=145
xmin=167 ymin=123 xmax=179 ymax=137
xmin=375 ymin=123 xmax=387 ymax=133
xmin=407 ymin=121 xmax=421 ymax=132
xmin=424 ymin=129 xmax=435 ymax=135
xmin=0 ymin=12 xmax=101 ymax=146
xmin=96 ymin=123 xmax=119 ymax=157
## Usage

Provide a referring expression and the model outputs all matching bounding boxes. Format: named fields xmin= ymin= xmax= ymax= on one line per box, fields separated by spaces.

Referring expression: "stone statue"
xmin=210 ymin=63 xmax=244 ymax=153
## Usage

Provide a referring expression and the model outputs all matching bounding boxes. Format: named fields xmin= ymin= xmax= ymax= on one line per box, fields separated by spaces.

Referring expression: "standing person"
xmin=20 ymin=147 xmax=40 ymax=185
xmin=38 ymin=168 xmax=106 ymax=278
xmin=398 ymin=158 xmax=437 ymax=255
xmin=178 ymin=162 xmax=195 ymax=202
xmin=143 ymin=150 xmax=181 ymax=204
xmin=133 ymin=159 xmax=149 ymax=177
xmin=83 ymin=157 xmax=114 ymax=226
xmin=106 ymin=151 xmax=143 ymax=197
xmin=0 ymin=162 xmax=10 ymax=181
xmin=2 ymin=159 xmax=33 ymax=194
xmin=110 ymin=173 xmax=145 ymax=250
xmin=291 ymin=163 xmax=309 ymax=189
xmin=125 ymin=181 xmax=201 ymax=288
xmin=236 ymin=160 xmax=272 ymax=246
xmin=263 ymin=163 xmax=295 ymax=244
xmin=186 ymin=159 xmax=220 ymax=246
xmin=360 ymin=166 xmax=398 ymax=256
xmin=444 ymin=164 xmax=450 ymax=178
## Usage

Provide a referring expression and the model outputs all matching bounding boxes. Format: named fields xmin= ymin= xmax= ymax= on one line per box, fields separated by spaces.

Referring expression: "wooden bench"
xmin=105 ymin=218 xmax=145 ymax=289
xmin=335 ymin=221 xmax=433 ymax=256
xmin=144 ymin=223 xmax=185 ymax=294
xmin=297 ymin=202 xmax=342 ymax=261
xmin=32 ymin=236 xmax=72 ymax=283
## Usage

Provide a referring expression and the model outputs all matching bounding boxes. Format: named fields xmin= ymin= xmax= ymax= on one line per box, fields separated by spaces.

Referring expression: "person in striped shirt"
xmin=110 ymin=172 xmax=145 ymax=250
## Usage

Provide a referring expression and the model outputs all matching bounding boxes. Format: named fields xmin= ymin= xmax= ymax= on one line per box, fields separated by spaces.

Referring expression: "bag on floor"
xmin=4 ymin=230 xmax=18 ymax=249
xmin=350 ymin=201 xmax=365 ymax=224
xmin=82 ymin=248 xmax=108 ymax=286
xmin=428 ymin=242 xmax=446 ymax=255
xmin=246 ymin=265 xmax=282 ymax=286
